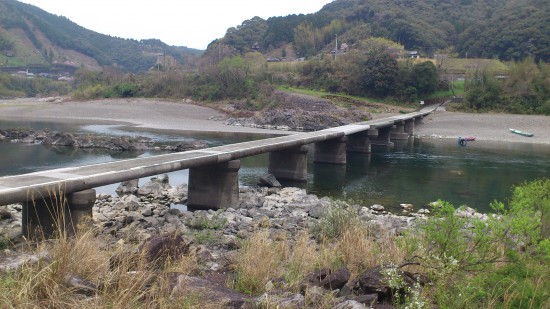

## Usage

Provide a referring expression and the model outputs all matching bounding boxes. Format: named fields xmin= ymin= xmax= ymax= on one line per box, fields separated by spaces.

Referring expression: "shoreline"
xmin=1 ymin=97 xmax=550 ymax=145
xmin=416 ymin=110 xmax=550 ymax=145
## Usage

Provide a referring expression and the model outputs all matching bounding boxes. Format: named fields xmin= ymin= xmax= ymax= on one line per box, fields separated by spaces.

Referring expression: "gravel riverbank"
xmin=2 ymin=97 xmax=549 ymax=144
xmin=416 ymin=110 xmax=550 ymax=144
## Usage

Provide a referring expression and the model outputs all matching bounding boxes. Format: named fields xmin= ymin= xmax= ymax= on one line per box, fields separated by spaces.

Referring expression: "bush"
xmin=408 ymin=180 xmax=550 ymax=308
xmin=538 ymin=99 xmax=550 ymax=115
xmin=310 ymin=199 xmax=360 ymax=241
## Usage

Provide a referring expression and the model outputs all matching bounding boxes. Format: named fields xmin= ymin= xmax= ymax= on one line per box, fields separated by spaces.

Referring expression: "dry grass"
xmin=5 ymin=190 xmax=546 ymax=308
xmin=283 ymin=231 xmax=324 ymax=292
xmin=335 ymin=224 xmax=406 ymax=277
xmin=0 ymin=224 xmax=201 ymax=308
xmin=232 ymin=230 xmax=286 ymax=295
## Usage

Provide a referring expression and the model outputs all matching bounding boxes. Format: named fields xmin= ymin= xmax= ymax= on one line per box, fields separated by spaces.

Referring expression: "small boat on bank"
xmin=509 ymin=128 xmax=534 ymax=137
xmin=458 ymin=136 xmax=476 ymax=146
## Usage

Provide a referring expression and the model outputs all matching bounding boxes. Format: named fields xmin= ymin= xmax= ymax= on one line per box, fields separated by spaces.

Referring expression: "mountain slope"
xmin=210 ymin=0 xmax=550 ymax=62
xmin=0 ymin=0 xmax=203 ymax=72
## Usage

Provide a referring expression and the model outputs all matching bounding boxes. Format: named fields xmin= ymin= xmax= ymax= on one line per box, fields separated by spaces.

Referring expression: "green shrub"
xmin=538 ymin=99 xmax=550 ymax=115
xmin=185 ymin=211 xmax=227 ymax=230
xmin=0 ymin=238 xmax=8 ymax=250
xmin=419 ymin=201 xmax=504 ymax=274
xmin=310 ymin=199 xmax=360 ymax=241
xmin=415 ymin=180 xmax=550 ymax=308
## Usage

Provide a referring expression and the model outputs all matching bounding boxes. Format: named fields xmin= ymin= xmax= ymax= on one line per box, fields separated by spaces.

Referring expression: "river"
xmin=1 ymin=121 xmax=549 ymax=213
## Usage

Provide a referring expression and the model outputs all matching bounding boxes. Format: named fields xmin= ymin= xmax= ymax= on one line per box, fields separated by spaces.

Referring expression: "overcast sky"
xmin=18 ymin=0 xmax=334 ymax=50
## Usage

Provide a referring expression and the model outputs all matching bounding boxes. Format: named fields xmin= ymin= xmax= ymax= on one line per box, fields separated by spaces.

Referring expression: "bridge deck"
xmin=0 ymin=109 xmax=433 ymax=205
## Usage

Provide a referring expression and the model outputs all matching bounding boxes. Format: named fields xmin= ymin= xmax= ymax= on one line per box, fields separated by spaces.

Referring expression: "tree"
xmin=503 ymin=58 xmax=550 ymax=113
xmin=464 ymin=70 xmax=502 ymax=111
xmin=360 ymin=48 xmax=400 ymax=97
xmin=294 ymin=22 xmax=318 ymax=57
xmin=410 ymin=61 xmax=438 ymax=96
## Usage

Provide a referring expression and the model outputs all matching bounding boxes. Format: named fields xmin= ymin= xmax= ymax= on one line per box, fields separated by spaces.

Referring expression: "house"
xmin=406 ymin=51 xmax=420 ymax=59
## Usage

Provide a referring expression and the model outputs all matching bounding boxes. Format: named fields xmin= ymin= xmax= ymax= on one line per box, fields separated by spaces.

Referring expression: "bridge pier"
xmin=22 ymin=189 xmax=96 ymax=239
xmin=187 ymin=160 xmax=240 ymax=210
xmin=370 ymin=126 xmax=394 ymax=147
xmin=314 ymin=137 xmax=347 ymax=164
xmin=268 ymin=145 xmax=308 ymax=182
xmin=404 ymin=119 xmax=415 ymax=135
xmin=347 ymin=131 xmax=371 ymax=153
xmin=66 ymin=189 xmax=96 ymax=233
xmin=390 ymin=121 xmax=410 ymax=140
xmin=414 ymin=116 xmax=424 ymax=126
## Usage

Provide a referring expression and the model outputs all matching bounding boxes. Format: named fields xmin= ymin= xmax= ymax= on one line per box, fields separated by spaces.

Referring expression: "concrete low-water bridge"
xmin=0 ymin=106 xmax=435 ymax=238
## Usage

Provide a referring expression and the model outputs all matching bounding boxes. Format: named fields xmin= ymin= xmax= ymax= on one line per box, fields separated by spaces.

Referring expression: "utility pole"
xmin=334 ymin=34 xmax=338 ymax=60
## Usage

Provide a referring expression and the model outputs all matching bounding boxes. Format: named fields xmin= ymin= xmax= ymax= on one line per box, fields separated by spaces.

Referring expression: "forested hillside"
xmin=0 ymin=0 xmax=202 ymax=72
xmin=211 ymin=0 xmax=550 ymax=62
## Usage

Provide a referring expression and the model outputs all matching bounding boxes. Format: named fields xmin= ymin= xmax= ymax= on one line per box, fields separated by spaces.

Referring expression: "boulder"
xmin=170 ymin=274 xmax=253 ymax=307
xmin=116 ymin=179 xmax=139 ymax=196
xmin=321 ymin=267 xmax=351 ymax=290
xmin=64 ymin=274 xmax=98 ymax=296
xmin=138 ymin=175 xmax=172 ymax=196
xmin=166 ymin=184 xmax=188 ymax=203
xmin=258 ymin=174 xmax=281 ymax=188
xmin=370 ymin=204 xmax=385 ymax=212
xmin=355 ymin=265 xmax=416 ymax=304
xmin=145 ymin=234 xmax=192 ymax=265
xmin=119 ymin=194 xmax=141 ymax=211
xmin=0 ymin=252 xmax=50 ymax=272
xmin=20 ymin=135 xmax=36 ymax=143
xmin=42 ymin=133 xmax=76 ymax=146
xmin=172 ymin=140 xmax=208 ymax=152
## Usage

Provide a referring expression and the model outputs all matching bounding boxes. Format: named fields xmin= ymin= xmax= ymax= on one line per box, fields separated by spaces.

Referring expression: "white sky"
xmin=18 ymin=0 xmax=334 ymax=50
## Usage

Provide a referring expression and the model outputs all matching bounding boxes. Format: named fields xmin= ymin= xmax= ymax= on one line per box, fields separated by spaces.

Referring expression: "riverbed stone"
xmin=119 ymin=195 xmax=141 ymax=211
xmin=370 ymin=204 xmax=385 ymax=212
xmin=116 ymin=179 xmax=139 ymax=195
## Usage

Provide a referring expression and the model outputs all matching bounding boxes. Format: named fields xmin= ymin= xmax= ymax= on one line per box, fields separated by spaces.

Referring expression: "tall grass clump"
xmin=283 ymin=231 xmax=325 ymax=292
xmin=0 ymin=218 xmax=200 ymax=308
xmin=310 ymin=199 xmax=360 ymax=242
xmin=336 ymin=224 xmax=405 ymax=277
xmin=232 ymin=230 xmax=286 ymax=295
xmin=0 ymin=226 xmax=108 ymax=308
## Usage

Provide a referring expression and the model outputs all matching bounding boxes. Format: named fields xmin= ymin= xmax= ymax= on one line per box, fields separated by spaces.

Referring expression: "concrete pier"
xmin=187 ymin=160 xmax=241 ymax=210
xmin=415 ymin=116 xmax=424 ymax=126
xmin=371 ymin=126 xmax=394 ymax=147
xmin=66 ymin=189 xmax=96 ymax=234
xmin=390 ymin=120 xmax=410 ymax=140
xmin=22 ymin=194 xmax=68 ymax=239
xmin=404 ymin=119 xmax=415 ymax=135
xmin=314 ymin=137 xmax=347 ymax=164
xmin=347 ymin=131 xmax=371 ymax=153
xmin=22 ymin=189 xmax=96 ymax=239
xmin=268 ymin=145 xmax=309 ymax=182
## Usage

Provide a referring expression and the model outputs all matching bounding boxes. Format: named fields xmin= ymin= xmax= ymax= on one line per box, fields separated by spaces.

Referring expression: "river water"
xmin=1 ymin=121 xmax=549 ymax=213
